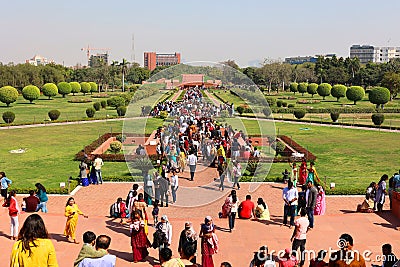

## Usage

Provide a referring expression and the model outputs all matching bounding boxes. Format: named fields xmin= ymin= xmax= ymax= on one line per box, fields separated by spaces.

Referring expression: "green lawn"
xmin=0 ymin=117 xmax=165 ymax=191
xmin=227 ymin=118 xmax=400 ymax=194
xmin=0 ymin=91 xmax=167 ymax=125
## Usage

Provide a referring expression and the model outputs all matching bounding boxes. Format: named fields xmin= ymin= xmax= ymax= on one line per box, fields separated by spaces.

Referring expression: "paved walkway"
xmin=1 ymin=170 xmax=398 ymax=267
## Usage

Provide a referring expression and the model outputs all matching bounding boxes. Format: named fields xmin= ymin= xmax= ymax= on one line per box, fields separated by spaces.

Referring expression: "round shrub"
xmin=89 ymin=82 xmax=98 ymax=93
xmin=330 ymin=112 xmax=340 ymax=122
xmin=317 ymin=83 xmax=332 ymax=100
xmin=262 ymin=107 xmax=272 ymax=118
xmin=265 ymin=97 xmax=276 ymax=107
xmin=289 ymin=82 xmax=298 ymax=94
xmin=2 ymin=111 xmax=15 ymax=123
xmin=369 ymin=87 xmax=390 ymax=108
xmin=86 ymin=107 xmax=96 ymax=118
xmin=0 ymin=86 xmax=19 ymax=107
xmin=288 ymin=104 xmax=295 ymax=108
xmin=48 ymin=109 xmax=61 ymax=121
xmin=22 ymin=85 xmax=40 ymax=103
xmin=293 ymin=109 xmax=306 ymax=119
xmin=307 ymin=83 xmax=318 ymax=97
xmin=101 ymin=100 xmax=107 ymax=108
xmin=80 ymin=82 xmax=91 ymax=95
xmin=236 ymin=106 xmax=245 ymax=115
xmin=116 ymin=134 xmax=126 ymax=143
xmin=93 ymin=102 xmax=101 ymax=111
xmin=57 ymin=82 xmax=72 ymax=98
xmin=109 ymin=140 xmax=122 ymax=154
xmin=298 ymin=82 xmax=308 ymax=96
xmin=275 ymin=141 xmax=286 ymax=156
xmin=331 ymin=84 xmax=347 ymax=102
xmin=282 ymin=102 xmax=288 ymax=107
xmin=371 ymin=113 xmax=385 ymax=126
xmin=346 ymin=86 xmax=365 ymax=105
xmin=107 ymin=96 xmax=126 ymax=108
xmin=69 ymin=82 xmax=81 ymax=95
xmin=276 ymin=100 xmax=283 ymax=107
xmin=42 ymin=83 xmax=58 ymax=99
xmin=117 ymin=106 xmax=127 ymax=116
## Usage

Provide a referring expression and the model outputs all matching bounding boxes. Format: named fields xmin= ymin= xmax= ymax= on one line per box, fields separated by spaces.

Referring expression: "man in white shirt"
xmin=93 ymin=155 xmax=104 ymax=184
xmin=187 ymin=151 xmax=197 ymax=181
xmin=291 ymin=208 xmax=309 ymax=267
xmin=79 ymin=235 xmax=116 ymax=267
xmin=282 ymin=181 xmax=298 ymax=228
xmin=170 ymin=170 xmax=178 ymax=203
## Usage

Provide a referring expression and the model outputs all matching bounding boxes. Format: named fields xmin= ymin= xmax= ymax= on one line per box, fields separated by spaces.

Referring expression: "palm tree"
xmin=119 ymin=59 xmax=129 ymax=92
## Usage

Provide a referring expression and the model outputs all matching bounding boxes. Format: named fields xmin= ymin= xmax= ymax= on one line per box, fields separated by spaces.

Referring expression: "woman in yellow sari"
xmin=64 ymin=197 xmax=88 ymax=244
xmin=178 ymin=147 xmax=187 ymax=172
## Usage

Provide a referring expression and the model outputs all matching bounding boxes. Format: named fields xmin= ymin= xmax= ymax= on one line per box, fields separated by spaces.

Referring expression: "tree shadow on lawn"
xmin=105 ymin=219 xmax=130 ymax=236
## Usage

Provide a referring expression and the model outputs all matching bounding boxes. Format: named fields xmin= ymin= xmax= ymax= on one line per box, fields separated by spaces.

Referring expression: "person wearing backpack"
xmin=155 ymin=215 xmax=173 ymax=261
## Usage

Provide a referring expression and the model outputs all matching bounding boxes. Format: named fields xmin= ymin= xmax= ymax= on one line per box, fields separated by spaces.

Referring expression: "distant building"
xmin=89 ymin=53 xmax=108 ymax=67
xmin=284 ymin=54 xmax=336 ymax=65
xmin=350 ymin=45 xmax=400 ymax=63
xmin=25 ymin=55 xmax=54 ymax=66
xmin=144 ymin=52 xmax=181 ymax=71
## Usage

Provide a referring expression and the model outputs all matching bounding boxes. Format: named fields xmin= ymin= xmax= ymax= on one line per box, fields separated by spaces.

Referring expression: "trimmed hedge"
xmin=93 ymin=102 xmax=101 ymax=111
xmin=2 ymin=111 xmax=15 ymax=123
xmin=48 ymin=110 xmax=61 ymax=121
xmin=86 ymin=107 xmax=96 ymax=118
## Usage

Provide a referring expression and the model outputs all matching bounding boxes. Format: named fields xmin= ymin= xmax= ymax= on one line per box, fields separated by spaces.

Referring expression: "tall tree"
xmin=119 ymin=59 xmax=129 ymax=92
xmin=381 ymin=72 xmax=400 ymax=100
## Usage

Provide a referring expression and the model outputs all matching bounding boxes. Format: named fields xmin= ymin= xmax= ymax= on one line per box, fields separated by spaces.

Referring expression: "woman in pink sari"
xmin=314 ymin=186 xmax=326 ymax=215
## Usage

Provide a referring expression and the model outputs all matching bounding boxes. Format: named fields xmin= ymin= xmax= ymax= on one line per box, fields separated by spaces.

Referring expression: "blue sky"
xmin=1 ymin=0 xmax=400 ymax=67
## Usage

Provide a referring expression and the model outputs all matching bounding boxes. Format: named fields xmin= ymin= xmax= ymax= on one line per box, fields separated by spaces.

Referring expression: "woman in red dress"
xmin=299 ymin=159 xmax=308 ymax=185
xmin=199 ymin=216 xmax=218 ymax=267
xmin=130 ymin=210 xmax=151 ymax=263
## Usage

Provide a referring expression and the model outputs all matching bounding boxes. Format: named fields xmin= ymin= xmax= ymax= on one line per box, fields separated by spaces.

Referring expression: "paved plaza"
xmin=1 ymin=164 xmax=399 ymax=267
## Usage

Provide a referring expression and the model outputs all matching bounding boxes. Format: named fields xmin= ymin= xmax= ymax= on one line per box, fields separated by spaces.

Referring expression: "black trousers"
xmin=292 ymin=238 xmax=306 ymax=266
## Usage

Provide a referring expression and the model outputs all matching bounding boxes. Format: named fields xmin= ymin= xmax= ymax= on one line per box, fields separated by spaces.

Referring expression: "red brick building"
xmin=144 ymin=52 xmax=181 ymax=71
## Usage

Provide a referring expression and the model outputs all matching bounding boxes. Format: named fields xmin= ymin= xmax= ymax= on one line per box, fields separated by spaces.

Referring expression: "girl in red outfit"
xmin=2 ymin=190 xmax=20 ymax=240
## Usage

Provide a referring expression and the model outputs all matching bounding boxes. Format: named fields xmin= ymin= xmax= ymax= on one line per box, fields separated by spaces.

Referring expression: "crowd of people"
xmin=78 ymin=154 xmax=104 ymax=186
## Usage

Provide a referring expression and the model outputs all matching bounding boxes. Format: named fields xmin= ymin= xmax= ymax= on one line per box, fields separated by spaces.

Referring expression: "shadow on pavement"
xmin=105 ymin=219 xmax=130 ymax=236
xmin=49 ymin=233 xmax=70 ymax=243
xmin=374 ymin=211 xmax=400 ymax=229
xmin=108 ymin=249 xmax=132 ymax=262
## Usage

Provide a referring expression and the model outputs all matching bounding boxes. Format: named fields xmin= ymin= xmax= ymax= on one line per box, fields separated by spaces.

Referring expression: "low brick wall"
xmin=92 ymin=137 xmax=116 ymax=155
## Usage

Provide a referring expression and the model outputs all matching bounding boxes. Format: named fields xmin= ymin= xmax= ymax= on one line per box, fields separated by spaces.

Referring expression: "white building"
xmin=350 ymin=45 xmax=400 ymax=63
xmin=25 ymin=55 xmax=54 ymax=66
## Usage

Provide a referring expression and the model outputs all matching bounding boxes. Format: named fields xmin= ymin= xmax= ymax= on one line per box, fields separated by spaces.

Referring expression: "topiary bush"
xmin=109 ymin=141 xmax=122 ymax=154
xmin=101 ymin=100 xmax=107 ymax=108
xmin=0 ymin=86 xmax=19 ymax=107
xmin=48 ymin=109 xmax=61 ymax=121
xmin=298 ymin=82 xmax=308 ymax=96
xmin=330 ymin=112 xmax=340 ymax=122
xmin=22 ymin=85 xmax=40 ymax=103
xmin=317 ymin=83 xmax=332 ymax=100
xmin=262 ymin=107 xmax=272 ymax=118
xmin=117 ymin=106 xmax=127 ymax=116
xmin=80 ymin=82 xmax=91 ymax=96
xmin=69 ymin=82 xmax=81 ymax=96
xmin=289 ymin=82 xmax=298 ymax=94
xmin=265 ymin=97 xmax=276 ymax=107
xmin=107 ymin=96 xmax=126 ymax=108
xmin=369 ymin=87 xmax=390 ymax=109
xmin=346 ymin=86 xmax=365 ymax=105
xmin=288 ymin=104 xmax=295 ymax=108
xmin=57 ymin=82 xmax=72 ymax=98
xmin=275 ymin=141 xmax=286 ymax=156
xmin=331 ymin=84 xmax=347 ymax=102
xmin=93 ymin=102 xmax=101 ymax=111
xmin=276 ymin=100 xmax=283 ymax=107
xmin=42 ymin=83 xmax=58 ymax=99
xmin=371 ymin=113 xmax=385 ymax=126
xmin=2 ymin=111 xmax=15 ymax=123
xmin=293 ymin=109 xmax=306 ymax=119
xmin=86 ymin=107 xmax=96 ymax=118
xmin=282 ymin=102 xmax=288 ymax=107
xmin=236 ymin=106 xmax=245 ymax=115
xmin=89 ymin=82 xmax=98 ymax=94
xmin=307 ymin=83 xmax=318 ymax=97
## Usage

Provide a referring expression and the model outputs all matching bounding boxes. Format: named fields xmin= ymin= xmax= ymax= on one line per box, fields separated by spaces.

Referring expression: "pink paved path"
xmin=1 ymin=165 xmax=399 ymax=266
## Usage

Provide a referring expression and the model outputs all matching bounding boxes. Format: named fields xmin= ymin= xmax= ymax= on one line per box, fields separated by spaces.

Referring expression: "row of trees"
xmin=0 ymin=61 xmax=152 ymax=91
xmin=0 ymin=82 xmax=98 ymax=106
xmin=289 ymin=82 xmax=391 ymax=107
